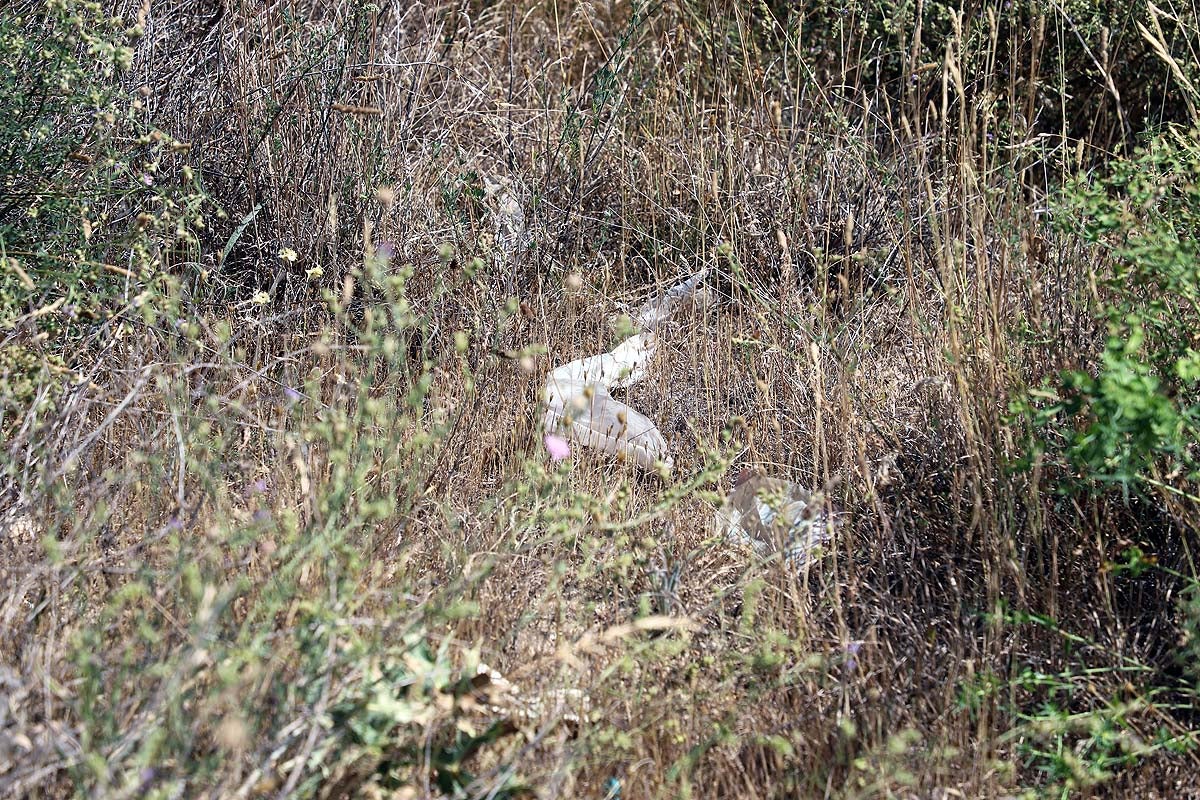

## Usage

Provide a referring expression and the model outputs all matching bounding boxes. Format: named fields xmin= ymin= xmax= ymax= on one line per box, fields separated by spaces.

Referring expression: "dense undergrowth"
xmin=2 ymin=0 xmax=1200 ymax=797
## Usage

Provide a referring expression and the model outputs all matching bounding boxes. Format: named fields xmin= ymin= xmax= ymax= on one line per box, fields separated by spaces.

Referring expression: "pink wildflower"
xmin=543 ymin=433 xmax=571 ymax=462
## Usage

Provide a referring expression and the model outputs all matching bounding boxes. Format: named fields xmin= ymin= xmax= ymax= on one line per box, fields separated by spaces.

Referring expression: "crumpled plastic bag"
xmin=713 ymin=471 xmax=833 ymax=569
xmin=542 ymin=270 xmax=707 ymax=472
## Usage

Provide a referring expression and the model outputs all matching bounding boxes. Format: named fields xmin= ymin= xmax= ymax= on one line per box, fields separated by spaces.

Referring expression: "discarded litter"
xmin=541 ymin=270 xmax=707 ymax=472
xmin=714 ymin=468 xmax=834 ymax=569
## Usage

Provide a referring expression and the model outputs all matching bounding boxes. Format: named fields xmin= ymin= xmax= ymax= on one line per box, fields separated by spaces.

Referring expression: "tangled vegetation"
xmin=3 ymin=0 xmax=1200 ymax=797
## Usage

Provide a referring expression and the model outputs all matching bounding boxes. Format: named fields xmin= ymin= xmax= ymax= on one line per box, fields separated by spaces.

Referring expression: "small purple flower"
xmin=283 ymin=386 xmax=302 ymax=404
xmin=845 ymin=641 xmax=863 ymax=674
xmin=167 ymin=516 xmax=183 ymax=531
xmin=253 ymin=508 xmax=272 ymax=524
xmin=375 ymin=241 xmax=396 ymax=260
xmin=138 ymin=767 xmax=157 ymax=791
xmin=140 ymin=173 xmax=154 ymax=186
xmin=250 ymin=479 xmax=268 ymax=495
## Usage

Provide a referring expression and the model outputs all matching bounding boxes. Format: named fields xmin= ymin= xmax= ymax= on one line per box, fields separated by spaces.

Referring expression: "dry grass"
xmin=2 ymin=1 xmax=1199 ymax=798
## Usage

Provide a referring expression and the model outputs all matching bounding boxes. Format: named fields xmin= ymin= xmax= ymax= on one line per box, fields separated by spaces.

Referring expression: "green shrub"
xmin=0 ymin=0 xmax=205 ymax=410
xmin=1021 ymin=126 xmax=1200 ymax=491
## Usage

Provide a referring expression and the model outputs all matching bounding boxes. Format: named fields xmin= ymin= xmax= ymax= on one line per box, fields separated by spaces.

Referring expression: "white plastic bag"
xmin=714 ymin=472 xmax=833 ymax=568
xmin=541 ymin=270 xmax=707 ymax=472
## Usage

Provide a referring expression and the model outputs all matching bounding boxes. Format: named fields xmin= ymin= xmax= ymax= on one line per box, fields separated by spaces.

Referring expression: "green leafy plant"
xmin=1020 ymin=125 xmax=1200 ymax=491
xmin=969 ymin=597 xmax=1197 ymax=800
xmin=0 ymin=0 xmax=205 ymax=411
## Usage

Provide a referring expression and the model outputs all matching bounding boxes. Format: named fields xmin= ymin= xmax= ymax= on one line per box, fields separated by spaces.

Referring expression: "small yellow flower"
xmin=251 ymin=291 xmax=270 ymax=305
xmin=278 ymin=247 xmax=298 ymax=262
